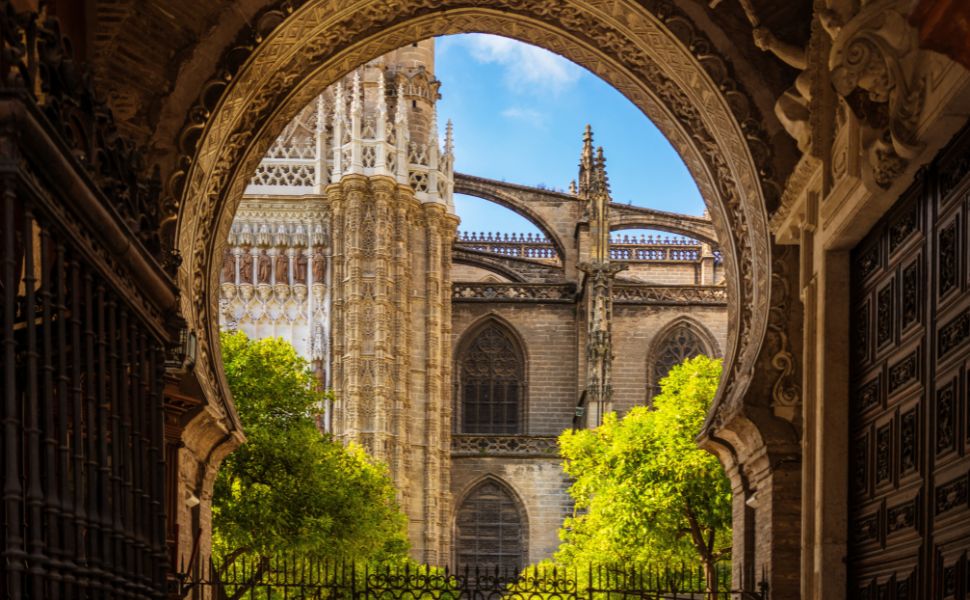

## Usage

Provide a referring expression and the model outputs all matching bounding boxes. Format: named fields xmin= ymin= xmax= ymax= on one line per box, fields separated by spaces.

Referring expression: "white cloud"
xmin=500 ymin=106 xmax=547 ymax=125
xmin=458 ymin=34 xmax=582 ymax=94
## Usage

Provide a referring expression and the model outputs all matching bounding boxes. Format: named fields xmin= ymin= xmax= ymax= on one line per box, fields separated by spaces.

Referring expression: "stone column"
xmin=700 ymin=244 xmax=803 ymax=599
xmin=422 ymin=202 xmax=447 ymax=564
xmin=810 ymin=250 xmax=849 ymax=599
xmin=436 ymin=210 xmax=458 ymax=565
xmin=390 ymin=185 xmax=418 ymax=514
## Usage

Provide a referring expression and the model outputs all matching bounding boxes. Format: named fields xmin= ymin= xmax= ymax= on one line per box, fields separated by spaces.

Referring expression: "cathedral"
xmin=4 ymin=1 xmax=970 ymax=598
xmin=217 ymin=40 xmax=728 ymax=566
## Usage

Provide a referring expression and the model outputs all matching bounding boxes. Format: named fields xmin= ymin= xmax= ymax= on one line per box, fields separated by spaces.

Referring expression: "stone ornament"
xmin=827 ymin=0 xmax=927 ymax=189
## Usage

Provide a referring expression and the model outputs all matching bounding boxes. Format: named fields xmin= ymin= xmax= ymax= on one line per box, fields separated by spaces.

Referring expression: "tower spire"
xmin=577 ymin=124 xmax=595 ymax=198
xmin=592 ymin=146 xmax=610 ymax=197
xmin=577 ymin=140 xmax=623 ymax=427
xmin=331 ymin=82 xmax=345 ymax=182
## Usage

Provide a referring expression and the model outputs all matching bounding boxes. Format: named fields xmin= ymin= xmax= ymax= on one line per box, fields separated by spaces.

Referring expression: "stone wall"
xmin=449 ymin=289 xmax=728 ymax=564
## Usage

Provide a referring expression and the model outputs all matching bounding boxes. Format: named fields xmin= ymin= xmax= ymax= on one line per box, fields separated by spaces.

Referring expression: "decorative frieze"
xmin=451 ymin=435 xmax=560 ymax=458
xmin=612 ymin=285 xmax=728 ymax=305
xmin=452 ymin=283 xmax=577 ymax=303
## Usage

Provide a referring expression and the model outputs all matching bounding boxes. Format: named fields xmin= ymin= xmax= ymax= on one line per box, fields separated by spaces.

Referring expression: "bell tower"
xmin=327 ymin=39 xmax=458 ymax=564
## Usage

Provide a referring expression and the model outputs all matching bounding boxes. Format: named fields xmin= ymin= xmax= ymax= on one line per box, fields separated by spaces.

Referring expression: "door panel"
xmin=850 ymin=125 xmax=970 ymax=599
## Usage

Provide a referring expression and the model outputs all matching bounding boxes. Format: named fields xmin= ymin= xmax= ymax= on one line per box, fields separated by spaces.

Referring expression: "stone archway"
xmin=169 ymin=0 xmax=791 ymax=590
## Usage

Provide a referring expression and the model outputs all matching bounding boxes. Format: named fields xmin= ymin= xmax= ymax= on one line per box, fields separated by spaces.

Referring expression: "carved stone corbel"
xmin=827 ymin=0 xmax=926 ymax=189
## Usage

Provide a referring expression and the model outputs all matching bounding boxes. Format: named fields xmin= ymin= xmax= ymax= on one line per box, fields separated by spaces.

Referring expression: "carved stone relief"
xmin=827 ymin=0 xmax=928 ymax=189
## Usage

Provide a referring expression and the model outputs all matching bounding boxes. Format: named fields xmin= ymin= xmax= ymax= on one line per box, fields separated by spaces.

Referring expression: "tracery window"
xmin=458 ymin=323 xmax=525 ymax=434
xmin=648 ymin=321 xmax=710 ymax=397
xmin=454 ymin=480 xmax=526 ymax=572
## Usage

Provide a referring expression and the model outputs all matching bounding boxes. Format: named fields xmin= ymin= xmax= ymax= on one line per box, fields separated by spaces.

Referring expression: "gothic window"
xmin=648 ymin=320 xmax=711 ymax=398
xmin=454 ymin=480 xmax=526 ymax=572
xmin=458 ymin=323 xmax=525 ymax=434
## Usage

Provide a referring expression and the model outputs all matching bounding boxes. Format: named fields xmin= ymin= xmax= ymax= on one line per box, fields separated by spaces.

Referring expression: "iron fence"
xmin=178 ymin=556 xmax=768 ymax=600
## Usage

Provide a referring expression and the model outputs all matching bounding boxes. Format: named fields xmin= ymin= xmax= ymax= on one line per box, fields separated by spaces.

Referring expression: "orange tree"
xmin=555 ymin=356 xmax=731 ymax=592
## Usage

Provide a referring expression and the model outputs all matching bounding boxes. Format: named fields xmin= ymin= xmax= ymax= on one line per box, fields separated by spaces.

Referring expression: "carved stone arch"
xmin=453 ymin=174 xmax=570 ymax=261
xmin=452 ymin=474 xmax=529 ymax=571
xmin=645 ymin=316 xmax=721 ymax=400
xmin=170 ymin=2 xmax=778 ymax=447
xmin=453 ymin=315 xmax=528 ymax=434
xmin=166 ymin=1 xmax=791 ymax=582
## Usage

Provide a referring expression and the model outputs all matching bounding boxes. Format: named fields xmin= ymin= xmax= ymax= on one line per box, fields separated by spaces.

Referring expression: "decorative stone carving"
xmin=612 ymin=285 xmax=728 ymax=305
xmin=167 ymin=2 xmax=778 ymax=472
xmin=827 ymin=0 xmax=927 ymax=189
xmin=752 ymin=26 xmax=812 ymax=152
xmin=451 ymin=435 xmax=559 ymax=458
xmin=452 ymin=283 xmax=577 ymax=303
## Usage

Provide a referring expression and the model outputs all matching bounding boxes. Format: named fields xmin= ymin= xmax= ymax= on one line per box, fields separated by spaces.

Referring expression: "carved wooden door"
xmin=850 ymin=126 xmax=970 ymax=599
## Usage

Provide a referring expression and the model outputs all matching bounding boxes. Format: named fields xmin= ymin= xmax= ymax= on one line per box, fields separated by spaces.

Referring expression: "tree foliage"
xmin=555 ymin=355 xmax=730 ymax=587
xmin=213 ymin=331 xmax=409 ymax=569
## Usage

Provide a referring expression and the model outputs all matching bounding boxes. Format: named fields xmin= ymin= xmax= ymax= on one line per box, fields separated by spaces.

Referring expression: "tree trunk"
xmin=683 ymin=500 xmax=718 ymax=595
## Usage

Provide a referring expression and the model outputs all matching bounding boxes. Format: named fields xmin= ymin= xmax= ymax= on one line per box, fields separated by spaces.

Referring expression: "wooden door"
xmin=850 ymin=125 xmax=970 ymax=599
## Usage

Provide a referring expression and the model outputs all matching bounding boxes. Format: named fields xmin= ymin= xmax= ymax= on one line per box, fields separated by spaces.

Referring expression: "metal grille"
xmin=181 ymin=557 xmax=768 ymax=600
xmin=458 ymin=324 xmax=524 ymax=434
xmin=1 ymin=179 xmax=170 ymax=598
xmin=455 ymin=480 xmax=525 ymax=572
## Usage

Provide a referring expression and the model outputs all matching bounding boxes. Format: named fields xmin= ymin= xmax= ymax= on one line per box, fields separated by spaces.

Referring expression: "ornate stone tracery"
xmin=454 ymin=478 xmax=528 ymax=572
xmin=162 ymin=0 xmax=793 ymax=584
xmin=456 ymin=323 xmax=526 ymax=435
xmin=646 ymin=317 xmax=719 ymax=399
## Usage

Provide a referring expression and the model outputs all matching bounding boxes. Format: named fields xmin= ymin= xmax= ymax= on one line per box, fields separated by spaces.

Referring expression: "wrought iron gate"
xmin=849 ymin=124 xmax=970 ymax=597
xmin=1 ymin=7 xmax=179 ymax=599
xmin=181 ymin=557 xmax=768 ymax=600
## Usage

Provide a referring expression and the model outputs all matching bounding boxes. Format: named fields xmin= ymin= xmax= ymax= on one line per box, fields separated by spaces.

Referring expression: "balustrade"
xmin=455 ymin=231 xmax=717 ymax=263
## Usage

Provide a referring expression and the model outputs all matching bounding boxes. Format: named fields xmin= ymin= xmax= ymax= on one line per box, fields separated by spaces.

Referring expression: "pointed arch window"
xmin=648 ymin=320 xmax=712 ymax=398
xmin=454 ymin=480 xmax=526 ymax=572
xmin=457 ymin=323 xmax=525 ymax=434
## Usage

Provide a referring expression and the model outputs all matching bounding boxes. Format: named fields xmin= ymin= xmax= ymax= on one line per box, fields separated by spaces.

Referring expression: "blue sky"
xmin=435 ymin=34 xmax=705 ymax=235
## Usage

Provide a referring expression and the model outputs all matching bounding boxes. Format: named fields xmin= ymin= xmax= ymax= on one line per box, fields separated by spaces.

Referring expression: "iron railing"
xmin=179 ymin=556 xmax=768 ymax=600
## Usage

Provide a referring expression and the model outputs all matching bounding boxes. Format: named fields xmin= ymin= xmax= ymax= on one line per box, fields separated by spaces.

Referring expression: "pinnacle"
xmin=593 ymin=146 xmax=610 ymax=195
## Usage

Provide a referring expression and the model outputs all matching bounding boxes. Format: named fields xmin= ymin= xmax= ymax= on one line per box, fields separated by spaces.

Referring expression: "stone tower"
xmin=221 ymin=39 xmax=458 ymax=562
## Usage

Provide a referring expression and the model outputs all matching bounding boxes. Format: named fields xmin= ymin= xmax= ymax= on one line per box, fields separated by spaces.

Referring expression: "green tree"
xmin=213 ymin=331 xmax=409 ymax=583
xmin=555 ymin=355 xmax=730 ymax=591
